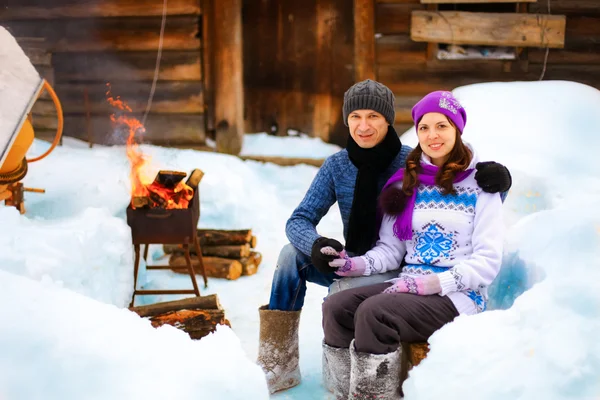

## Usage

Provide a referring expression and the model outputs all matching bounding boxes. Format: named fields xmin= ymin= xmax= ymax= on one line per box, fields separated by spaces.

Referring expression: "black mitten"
xmin=475 ymin=161 xmax=512 ymax=193
xmin=311 ymin=237 xmax=344 ymax=275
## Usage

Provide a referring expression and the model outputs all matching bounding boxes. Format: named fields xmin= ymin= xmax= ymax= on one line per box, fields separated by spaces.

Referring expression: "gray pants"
xmin=328 ymin=270 xmax=400 ymax=296
xmin=323 ymin=282 xmax=459 ymax=354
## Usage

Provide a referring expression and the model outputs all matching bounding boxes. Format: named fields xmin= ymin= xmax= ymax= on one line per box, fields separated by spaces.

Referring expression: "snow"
xmin=1 ymin=53 xmax=599 ymax=400
xmin=0 ymin=27 xmax=43 ymax=165
xmin=240 ymin=132 xmax=341 ymax=159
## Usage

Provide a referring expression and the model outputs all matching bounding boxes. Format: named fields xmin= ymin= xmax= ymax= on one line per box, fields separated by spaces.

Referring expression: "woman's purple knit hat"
xmin=411 ymin=91 xmax=467 ymax=134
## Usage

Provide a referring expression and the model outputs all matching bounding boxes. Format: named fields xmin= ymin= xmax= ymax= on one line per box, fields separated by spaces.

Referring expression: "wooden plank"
xmin=529 ymin=0 xmax=600 ymax=16
xmin=62 ymin=114 xmax=205 ymax=145
xmin=421 ymin=0 xmax=535 ymax=3
xmin=354 ymin=0 xmax=376 ymax=81
xmin=3 ymin=16 xmax=200 ymax=52
xmin=238 ymin=154 xmax=325 ymax=168
xmin=54 ymin=82 xmax=204 ymax=114
xmin=53 ymin=51 xmax=201 ymax=82
xmin=1 ymin=0 xmax=201 ymax=20
xmin=15 ymin=38 xmax=52 ymax=66
xmin=202 ymin=0 xmax=216 ymax=133
xmin=213 ymin=0 xmax=244 ymax=154
xmin=411 ymin=11 xmax=566 ymax=48
xmin=376 ymin=3 xmax=425 ymax=35
xmin=377 ymin=35 xmax=428 ymax=65
xmin=328 ymin=0 xmax=356 ymax=145
xmin=314 ymin=0 xmax=334 ymax=141
xmin=529 ymin=49 xmax=600 ymax=64
xmin=130 ymin=294 xmax=221 ymax=317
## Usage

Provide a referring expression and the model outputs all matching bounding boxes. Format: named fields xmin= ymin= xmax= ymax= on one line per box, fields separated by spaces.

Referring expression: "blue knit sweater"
xmin=286 ymin=145 xmax=413 ymax=256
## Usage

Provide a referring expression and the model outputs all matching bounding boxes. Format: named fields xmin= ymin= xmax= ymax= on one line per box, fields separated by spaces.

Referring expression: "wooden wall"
xmin=374 ymin=0 xmax=600 ymax=133
xmin=242 ymin=0 xmax=355 ymax=146
xmin=1 ymin=0 xmax=205 ymax=146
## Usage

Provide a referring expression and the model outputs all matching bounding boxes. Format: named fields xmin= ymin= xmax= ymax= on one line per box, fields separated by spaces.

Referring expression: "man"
xmin=257 ymin=79 xmax=512 ymax=393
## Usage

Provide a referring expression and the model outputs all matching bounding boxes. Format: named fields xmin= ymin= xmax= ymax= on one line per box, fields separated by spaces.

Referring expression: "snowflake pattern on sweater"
xmin=413 ymin=222 xmax=457 ymax=264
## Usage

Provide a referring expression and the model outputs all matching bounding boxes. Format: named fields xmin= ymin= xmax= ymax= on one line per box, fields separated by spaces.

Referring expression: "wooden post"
xmin=202 ymin=0 xmax=215 ymax=135
xmin=354 ymin=0 xmax=376 ymax=82
xmin=212 ymin=0 xmax=244 ymax=155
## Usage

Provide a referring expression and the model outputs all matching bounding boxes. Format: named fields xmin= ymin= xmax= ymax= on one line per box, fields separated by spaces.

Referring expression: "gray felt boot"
xmin=349 ymin=339 xmax=402 ymax=400
xmin=256 ymin=305 xmax=301 ymax=394
xmin=322 ymin=340 xmax=351 ymax=399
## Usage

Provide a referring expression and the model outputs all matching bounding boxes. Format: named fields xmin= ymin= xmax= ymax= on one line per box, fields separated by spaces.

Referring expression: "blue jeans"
xmin=268 ymin=243 xmax=339 ymax=311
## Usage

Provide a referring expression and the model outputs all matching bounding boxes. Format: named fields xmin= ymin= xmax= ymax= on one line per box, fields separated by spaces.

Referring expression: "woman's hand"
xmin=321 ymin=247 xmax=366 ymax=277
xmin=382 ymin=274 xmax=441 ymax=295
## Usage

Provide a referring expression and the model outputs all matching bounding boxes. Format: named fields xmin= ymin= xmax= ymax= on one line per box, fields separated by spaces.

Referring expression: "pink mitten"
xmin=321 ymin=247 xmax=366 ymax=277
xmin=382 ymin=274 xmax=441 ymax=295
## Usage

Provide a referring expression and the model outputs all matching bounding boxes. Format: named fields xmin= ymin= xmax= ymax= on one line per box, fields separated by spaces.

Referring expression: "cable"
xmin=142 ymin=0 xmax=168 ymax=126
xmin=538 ymin=0 xmax=552 ymax=81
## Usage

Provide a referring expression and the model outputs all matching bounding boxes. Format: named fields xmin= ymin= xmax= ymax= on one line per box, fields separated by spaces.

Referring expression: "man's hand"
xmin=325 ymin=249 xmax=366 ymax=277
xmin=475 ymin=161 xmax=512 ymax=193
xmin=311 ymin=237 xmax=344 ymax=275
xmin=382 ymin=275 xmax=441 ymax=295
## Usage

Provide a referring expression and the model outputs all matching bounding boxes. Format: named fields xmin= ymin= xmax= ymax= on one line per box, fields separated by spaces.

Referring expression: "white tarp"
xmin=0 ymin=26 xmax=44 ymax=168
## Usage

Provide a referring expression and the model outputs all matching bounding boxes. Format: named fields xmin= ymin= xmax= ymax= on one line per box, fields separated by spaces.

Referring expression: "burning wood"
xmin=131 ymin=169 xmax=203 ymax=210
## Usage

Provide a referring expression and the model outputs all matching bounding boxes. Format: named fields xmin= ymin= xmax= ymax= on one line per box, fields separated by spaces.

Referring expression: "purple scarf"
xmin=382 ymin=163 xmax=473 ymax=240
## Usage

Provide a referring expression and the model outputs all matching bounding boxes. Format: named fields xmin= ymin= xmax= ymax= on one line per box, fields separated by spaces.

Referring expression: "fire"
xmin=106 ymin=84 xmax=193 ymax=209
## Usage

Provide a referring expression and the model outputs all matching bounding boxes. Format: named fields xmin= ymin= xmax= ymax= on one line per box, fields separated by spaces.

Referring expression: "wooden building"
xmin=1 ymin=0 xmax=598 ymax=153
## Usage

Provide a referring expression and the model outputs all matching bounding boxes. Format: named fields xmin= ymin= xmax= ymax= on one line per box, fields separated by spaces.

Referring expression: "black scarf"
xmin=346 ymin=126 xmax=401 ymax=255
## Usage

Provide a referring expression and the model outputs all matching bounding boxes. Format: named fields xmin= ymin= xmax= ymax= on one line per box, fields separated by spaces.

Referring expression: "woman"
xmin=320 ymin=91 xmax=504 ymax=400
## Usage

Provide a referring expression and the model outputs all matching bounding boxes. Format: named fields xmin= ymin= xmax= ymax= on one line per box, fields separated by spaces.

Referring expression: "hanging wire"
xmin=538 ymin=0 xmax=552 ymax=81
xmin=143 ymin=0 xmax=168 ymax=125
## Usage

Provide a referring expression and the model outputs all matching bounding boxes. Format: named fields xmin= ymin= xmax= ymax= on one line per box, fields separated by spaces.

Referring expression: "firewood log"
xmin=169 ymin=254 xmax=242 ymax=280
xmin=239 ymin=251 xmax=262 ymax=276
xmin=185 ymin=169 xmax=204 ymax=189
xmin=129 ymin=294 xmax=221 ymax=317
xmin=197 ymin=229 xmax=252 ymax=246
xmin=164 ymin=243 xmax=250 ymax=258
xmin=250 ymin=235 xmax=257 ymax=249
xmin=147 ymin=309 xmax=229 ymax=340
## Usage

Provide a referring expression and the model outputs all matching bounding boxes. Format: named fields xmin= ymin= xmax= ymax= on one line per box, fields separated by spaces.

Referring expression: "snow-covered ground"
xmin=1 ymin=79 xmax=599 ymax=400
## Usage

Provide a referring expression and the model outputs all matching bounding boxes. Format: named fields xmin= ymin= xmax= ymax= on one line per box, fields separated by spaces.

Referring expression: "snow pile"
xmin=241 ymin=132 xmax=341 ymax=159
xmin=400 ymin=81 xmax=600 ymax=399
xmin=0 ymin=270 xmax=268 ymax=400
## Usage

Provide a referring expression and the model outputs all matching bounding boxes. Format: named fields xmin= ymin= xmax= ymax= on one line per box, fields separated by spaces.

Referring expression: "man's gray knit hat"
xmin=342 ymin=79 xmax=395 ymax=126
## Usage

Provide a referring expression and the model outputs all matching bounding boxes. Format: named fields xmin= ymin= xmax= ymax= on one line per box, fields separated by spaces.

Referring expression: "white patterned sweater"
xmin=360 ymin=147 xmax=504 ymax=315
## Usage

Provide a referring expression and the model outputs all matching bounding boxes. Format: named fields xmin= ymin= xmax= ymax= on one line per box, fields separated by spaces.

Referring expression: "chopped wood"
xmin=250 ymin=235 xmax=257 ymax=249
xmin=197 ymin=229 xmax=253 ymax=246
xmin=164 ymin=243 xmax=251 ymax=258
xmin=406 ymin=342 xmax=429 ymax=367
xmin=410 ymin=11 xmax=566 ymax=49
xmin=130 ymin=294 xmax=221 ymax=317
xmin=185 ymin=169 xmax=205 ymax=190
xmin=148 ymin=309 xmax=228 ymax=340
xmin=132 ymin=196 xmax=150 ymax=209
xmin=239 ymin=251 xmax=262 ymax=276
xmin=170 ymin=255 xmax=242 ymax=280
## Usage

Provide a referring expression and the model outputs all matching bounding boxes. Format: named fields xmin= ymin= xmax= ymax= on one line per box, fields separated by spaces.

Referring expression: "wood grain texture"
xmin=410 ymin=11 xmax=566 ymax=48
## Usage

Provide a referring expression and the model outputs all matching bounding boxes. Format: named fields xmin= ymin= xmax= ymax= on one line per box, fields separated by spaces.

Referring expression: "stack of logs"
xmin=130 ymin=294 xmax=228 ymax=340
xmin=166 ymin=229 xmax=262 ymax=280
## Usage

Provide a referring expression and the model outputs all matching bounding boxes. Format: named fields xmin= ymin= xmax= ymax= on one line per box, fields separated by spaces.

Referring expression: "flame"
xmin=106 ymin=84 xmax=193 ymax=209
